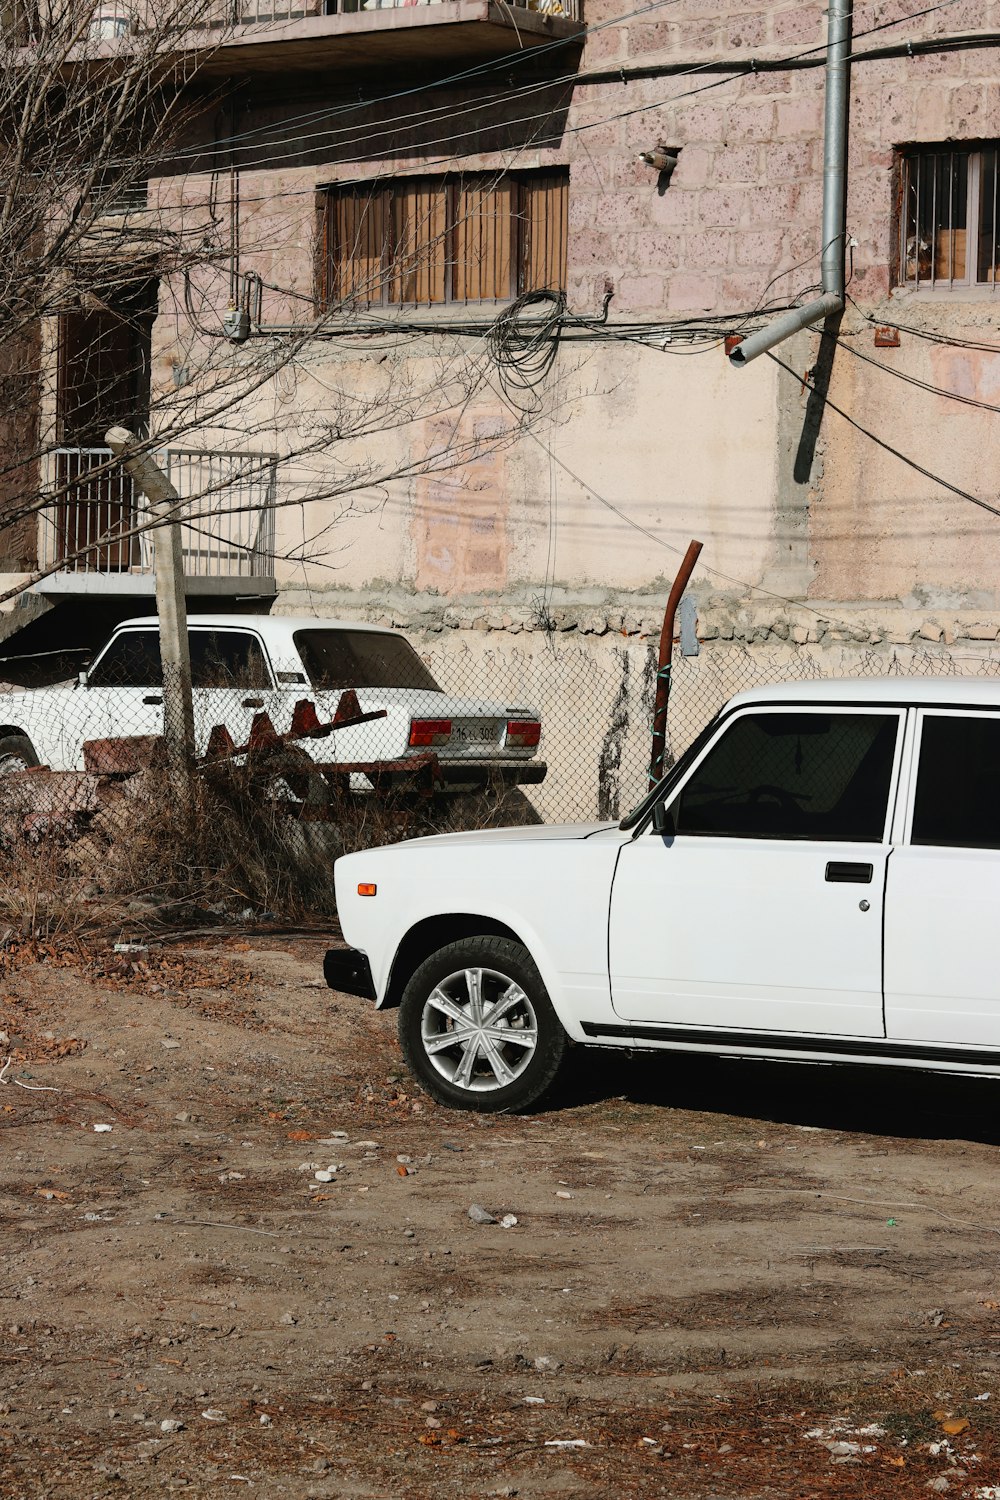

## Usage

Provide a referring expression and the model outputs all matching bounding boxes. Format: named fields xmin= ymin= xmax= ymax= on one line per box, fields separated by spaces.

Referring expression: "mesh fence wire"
xmin=0 ymin=622 xmax=998 ymax=923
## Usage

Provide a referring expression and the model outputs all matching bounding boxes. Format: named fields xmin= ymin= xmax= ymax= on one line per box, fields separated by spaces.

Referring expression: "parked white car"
xmin=0 ymin=614 xmax=545 ymax=790
xmin=331 ymin=677 xmax=1000 ymax=1111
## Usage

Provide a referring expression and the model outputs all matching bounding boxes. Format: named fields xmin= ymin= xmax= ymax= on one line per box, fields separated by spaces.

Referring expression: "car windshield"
xmin=294 ymin=630 xmax=442 ymax=692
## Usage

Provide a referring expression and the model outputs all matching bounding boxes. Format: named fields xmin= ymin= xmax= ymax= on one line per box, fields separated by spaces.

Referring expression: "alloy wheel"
xmin=419 ymin=965 xmax=539 ymax=1092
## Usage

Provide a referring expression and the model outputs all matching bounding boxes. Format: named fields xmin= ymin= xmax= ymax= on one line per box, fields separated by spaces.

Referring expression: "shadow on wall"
xmin=423 ymin=635 xmax=659 ymax=825
xmin=220 ymin=80 xmax=575 ymax=175
xmin=793 ymin=316 xmax=842 ymax=485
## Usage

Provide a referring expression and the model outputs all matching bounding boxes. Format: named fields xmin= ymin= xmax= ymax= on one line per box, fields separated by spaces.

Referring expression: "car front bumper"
xmin=324 ymin=946 xmax=376 ymax=1001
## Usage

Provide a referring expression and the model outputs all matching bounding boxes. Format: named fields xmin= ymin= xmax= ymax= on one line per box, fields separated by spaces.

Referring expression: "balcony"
xmin=36 ymin=447 xmax=278 ymax=598
xmin=196 ymin=1 xmax=583 ymax=76
xmin=2 ymin=1 xmax=582 ymax=78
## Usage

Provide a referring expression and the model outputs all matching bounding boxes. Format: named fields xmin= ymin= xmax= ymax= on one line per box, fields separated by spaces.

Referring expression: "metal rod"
xmin=648 ymin=538 xmax=703 ymax=787
xmin=730 ymin=0 xmax=852 ymax=367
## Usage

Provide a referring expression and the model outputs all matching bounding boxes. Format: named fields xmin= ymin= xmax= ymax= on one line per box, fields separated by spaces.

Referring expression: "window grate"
xmin=899 ymin=144 xmax=1000 ymax=289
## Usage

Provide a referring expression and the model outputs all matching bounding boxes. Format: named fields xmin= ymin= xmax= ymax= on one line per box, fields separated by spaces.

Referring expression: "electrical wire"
xmin=846 ymin=290 xmax=1000 ymax=355
xmin=151 ymin=0 xmax=691 ymax=170
xmin=151 ymin=0 xmax=971 ymax=175
xmin=490 ymin=314 xmax=1000 ymax=641
xmin=764 ymin=349 xmax=1000 ymax=521
xmin=117 ymin=0 xmax=974 ymax=203
xmin=508 ymin=404 xmax=879 ymax=636
xmin=488 ymin=290 xmax=567 ymax=410
xmin=836 ymin=334 xmax=1000 ymax=416
xmin=196 ymin=6 xmax=988 ymax=347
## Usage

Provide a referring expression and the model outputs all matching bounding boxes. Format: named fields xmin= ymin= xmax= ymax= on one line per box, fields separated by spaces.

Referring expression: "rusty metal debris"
xmin=199 ymin=691 xmax=387 ymax=766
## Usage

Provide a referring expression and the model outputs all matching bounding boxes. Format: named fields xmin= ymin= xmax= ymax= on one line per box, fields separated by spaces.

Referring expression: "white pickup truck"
xmin=331 ymin=676 xmax=1000 ymax=1113
xmin=0 ymin=614 xmax=545 ymax=790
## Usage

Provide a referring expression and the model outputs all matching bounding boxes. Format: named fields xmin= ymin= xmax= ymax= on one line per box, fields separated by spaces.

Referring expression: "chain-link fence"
xmin=0 ymin=619 xmax=998 ymax=925
xmin=665 ymin=638 xmax=1000 ymax=765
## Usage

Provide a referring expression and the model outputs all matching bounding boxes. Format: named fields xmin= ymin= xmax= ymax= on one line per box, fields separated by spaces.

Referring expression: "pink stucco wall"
xmin=149 ymin=0 xmax=1000 ymax=616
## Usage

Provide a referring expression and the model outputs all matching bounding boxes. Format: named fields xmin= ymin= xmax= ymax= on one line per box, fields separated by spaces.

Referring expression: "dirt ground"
xmin=2 ymin=933 xmax=1000 ymax=1499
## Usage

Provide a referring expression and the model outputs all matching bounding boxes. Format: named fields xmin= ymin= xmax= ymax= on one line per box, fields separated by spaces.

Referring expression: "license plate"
xmin=453 ymin=722 xmax=497 ymax=744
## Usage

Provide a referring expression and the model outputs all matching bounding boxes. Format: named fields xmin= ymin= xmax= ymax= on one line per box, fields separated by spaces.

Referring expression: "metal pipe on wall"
xmin=729 ymin=0 xmax=853 ymax=368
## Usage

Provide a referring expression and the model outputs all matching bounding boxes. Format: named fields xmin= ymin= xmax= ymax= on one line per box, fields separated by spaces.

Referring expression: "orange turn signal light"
xmin=358 ymin=883 xmax=377 ymax=897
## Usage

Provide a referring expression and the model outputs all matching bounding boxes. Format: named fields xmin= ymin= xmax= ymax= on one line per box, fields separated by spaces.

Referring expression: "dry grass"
xmin=0 ymin=762 xmax=540 ymax=934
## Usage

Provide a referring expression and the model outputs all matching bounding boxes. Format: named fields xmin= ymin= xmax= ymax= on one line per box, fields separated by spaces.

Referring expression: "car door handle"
xmin=143 ymin=695 xmax=162 ymax=706
xmin=825 ymin=861 xmax=873 ymax=884
xmin=242 ymin=697 xmax=265 ymax=709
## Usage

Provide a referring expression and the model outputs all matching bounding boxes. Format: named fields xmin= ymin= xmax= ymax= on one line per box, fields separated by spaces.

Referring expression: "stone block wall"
xmin=138 ymin=3 xmax=1000 ymax=651
xmin=562 ymin=2 xmax=1000 ymax=315
xmin=217 ymin=5 xmax=1000 ymax=326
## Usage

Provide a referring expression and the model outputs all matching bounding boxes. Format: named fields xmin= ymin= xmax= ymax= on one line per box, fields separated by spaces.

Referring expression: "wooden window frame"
xmin=322 ymin=169 xmax=568 ymax=310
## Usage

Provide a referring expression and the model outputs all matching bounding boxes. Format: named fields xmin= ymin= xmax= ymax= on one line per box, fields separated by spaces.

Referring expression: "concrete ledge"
xmin=189 ymin=3 xmax=584 ymax=76
xmin=32 ymin=575 xmax=277 ymax=598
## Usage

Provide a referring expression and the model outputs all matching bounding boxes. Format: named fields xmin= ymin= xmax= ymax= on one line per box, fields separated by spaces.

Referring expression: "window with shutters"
xmin=323 ymin=170 xmax=568 ymax=307
xmin=897 ymin=144 xmax=1000 ymax=289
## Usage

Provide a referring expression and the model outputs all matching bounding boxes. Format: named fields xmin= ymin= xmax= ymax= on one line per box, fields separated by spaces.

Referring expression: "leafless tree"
xmin=0 ymin=0 xmax=532 ymax=604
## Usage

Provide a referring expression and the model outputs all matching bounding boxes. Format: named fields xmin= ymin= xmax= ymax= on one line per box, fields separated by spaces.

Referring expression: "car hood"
xmin=393 ymin=822 xmax=622 ymax=851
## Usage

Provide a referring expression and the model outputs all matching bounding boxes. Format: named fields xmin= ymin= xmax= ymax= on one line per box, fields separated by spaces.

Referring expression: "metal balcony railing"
xmin=219 ymin=0 xmax=583 ymax=25
xmin=40 ymin=447 xmax=278 ymax=581
xmin=3 ymin=0 xmax=581 ymax=44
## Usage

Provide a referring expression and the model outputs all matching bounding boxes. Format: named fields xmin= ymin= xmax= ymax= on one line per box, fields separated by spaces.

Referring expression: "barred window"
xmin=898 ymin=144 xmax=1000 ymax=288
xmin=323 ymin=170 xmax=568 ymax=307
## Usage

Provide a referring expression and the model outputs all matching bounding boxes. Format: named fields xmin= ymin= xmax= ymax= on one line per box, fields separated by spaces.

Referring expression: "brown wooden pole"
xmin=648 ymin=538 xmax=703 ymax=787
xmin=105 ymin=426 xmax=195 ymax=798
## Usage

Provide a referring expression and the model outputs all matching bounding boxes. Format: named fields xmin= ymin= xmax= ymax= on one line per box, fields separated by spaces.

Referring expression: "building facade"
xmin=3 ymin=0 xmax=1000 ymax=816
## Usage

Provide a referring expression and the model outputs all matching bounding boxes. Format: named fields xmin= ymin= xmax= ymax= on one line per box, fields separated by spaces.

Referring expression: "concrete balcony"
xmin=36 ymin=447 xmax=278 ymax=598
xmin=3 ymin=0 xmax=582 ymax=79
xmin=183 ymin=0 xmax=582 ymax=77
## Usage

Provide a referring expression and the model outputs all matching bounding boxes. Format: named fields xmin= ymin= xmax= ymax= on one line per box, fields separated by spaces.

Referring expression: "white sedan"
xmin=0 ymin=614 xmax=545 ymax=792
xmin=330 ymin=677 xmax=1000 ymax=1111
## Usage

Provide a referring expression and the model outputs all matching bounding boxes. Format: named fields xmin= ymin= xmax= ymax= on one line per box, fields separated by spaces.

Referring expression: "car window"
xmin=87 ymin=630 xmax=273 ymax=690
xmin=88 ymin=631 xmax=161 ymax=688
xmin=672 ymin=710 xmax=900 ymax=842
xmin=189 ymin=631 xmax=272 ymax=690
xmin=912 ymin=712 xmax=1000 ymax=848
xmin=294 ymin=630 xmax=441 ymax=692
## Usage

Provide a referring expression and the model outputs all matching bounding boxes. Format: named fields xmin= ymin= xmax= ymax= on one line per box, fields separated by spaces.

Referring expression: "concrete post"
xmin=104 ymin=427 xmax=195 ymax=789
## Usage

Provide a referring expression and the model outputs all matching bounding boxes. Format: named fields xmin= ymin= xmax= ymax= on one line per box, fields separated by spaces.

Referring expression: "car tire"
xmin=398 ymin=936 xmax=567 ymax=1113
xmin=0 ymin=734 xmax=38 ymax=774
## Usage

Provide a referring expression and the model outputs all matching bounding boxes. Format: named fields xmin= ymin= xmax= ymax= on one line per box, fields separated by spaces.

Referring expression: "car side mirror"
xmin=77 ymin=669 xmax=88 ymax=689
xmin=651 ymin=800 xmax=675 ymax=837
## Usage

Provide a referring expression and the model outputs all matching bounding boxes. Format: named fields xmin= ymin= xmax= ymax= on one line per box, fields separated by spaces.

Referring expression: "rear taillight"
xmin=505 ymin=719 xmax=541 ymax=748
xmin=409 ymin=718 xmax=452 ymax=748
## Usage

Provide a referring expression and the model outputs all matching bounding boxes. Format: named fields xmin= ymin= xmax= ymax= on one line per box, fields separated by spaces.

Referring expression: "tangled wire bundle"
xmin=488 ymin=290 xmax=567 ymax=411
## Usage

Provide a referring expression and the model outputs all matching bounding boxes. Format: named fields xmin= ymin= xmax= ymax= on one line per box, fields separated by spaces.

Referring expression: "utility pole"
xmin=105 ymin=427 xmax=195 ymax=793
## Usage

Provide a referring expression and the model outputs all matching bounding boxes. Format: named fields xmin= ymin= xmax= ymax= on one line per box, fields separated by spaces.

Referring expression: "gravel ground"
xmin=2 ymin=933 xmax=1000 ymax=1498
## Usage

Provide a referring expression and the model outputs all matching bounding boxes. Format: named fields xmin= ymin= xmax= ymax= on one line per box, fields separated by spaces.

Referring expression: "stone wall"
xmin=9 ymin=1 xmax=988 ymax=678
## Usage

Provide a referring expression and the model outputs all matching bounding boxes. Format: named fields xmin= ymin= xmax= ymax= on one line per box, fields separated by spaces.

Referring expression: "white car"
xmin=331 ymin=677 xmax=1000 ymax=1111
xmin=0 ymin=614 xmax=545 ymax=790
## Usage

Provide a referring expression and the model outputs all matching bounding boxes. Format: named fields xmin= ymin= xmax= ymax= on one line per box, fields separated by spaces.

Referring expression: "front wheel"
xmin=398 ymin=936 xmax=567 ymax=1113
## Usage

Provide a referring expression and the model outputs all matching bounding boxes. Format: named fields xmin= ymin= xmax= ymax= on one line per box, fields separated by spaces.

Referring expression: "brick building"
xmin=3 ymin=0 xmax=1000 ymax=815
